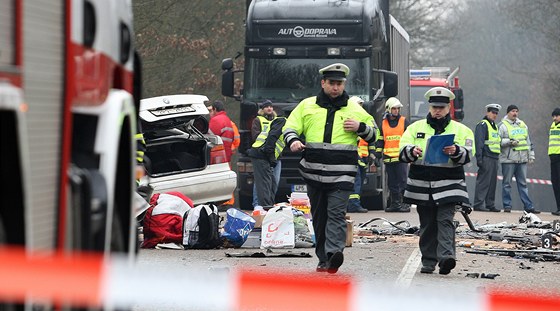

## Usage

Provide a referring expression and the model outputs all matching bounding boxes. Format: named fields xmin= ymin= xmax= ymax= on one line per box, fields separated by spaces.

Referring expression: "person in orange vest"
xmin=231 ymin=120 xmax=241 ymax=153
xmin=375 ymin=97 xmax=410 ymax=212
xmin=346 ymin=97 xmax=373 ymax=213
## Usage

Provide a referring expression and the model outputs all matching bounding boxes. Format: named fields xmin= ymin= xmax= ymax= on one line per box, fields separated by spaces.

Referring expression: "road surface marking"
xmin=395 ymin=247 xmax=421 ymax=288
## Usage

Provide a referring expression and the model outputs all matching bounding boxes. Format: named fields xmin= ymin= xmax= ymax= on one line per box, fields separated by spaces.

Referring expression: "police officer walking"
xmin=549 ymin=108 xmax=560 ymax=216
xmin=375 ymin=97 xmax=410 ymax=212
xmin=284 ymin=63 xmax=377 ymax=274
xmin=473 ymin=103 xmax=502 ymax=212
xmin=399 ymin=86 xmax=474 ymax=275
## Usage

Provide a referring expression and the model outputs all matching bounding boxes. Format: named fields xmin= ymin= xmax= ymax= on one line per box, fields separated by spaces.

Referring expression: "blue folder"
xmin=423 ymin=134 xmax=455 ymax=165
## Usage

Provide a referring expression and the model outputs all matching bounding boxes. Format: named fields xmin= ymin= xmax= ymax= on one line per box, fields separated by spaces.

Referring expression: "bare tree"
xmin=390 ymin=0 xmax=462 ymax=67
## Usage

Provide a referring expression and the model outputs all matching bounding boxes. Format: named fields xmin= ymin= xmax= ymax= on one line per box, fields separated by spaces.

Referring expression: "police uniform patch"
xmin=465 ymin=139 xmax=473 ymax=147
xmin=416 ymin=133 xmax=425 ymax=139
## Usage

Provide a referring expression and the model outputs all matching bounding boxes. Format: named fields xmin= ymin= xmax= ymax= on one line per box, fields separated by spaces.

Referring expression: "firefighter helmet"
xmin=385 ymin=97 xmax=403 ymax=112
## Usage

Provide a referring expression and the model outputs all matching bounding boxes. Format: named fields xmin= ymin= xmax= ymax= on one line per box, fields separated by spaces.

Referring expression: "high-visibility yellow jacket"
xmin=283 ymin=94 xmax=376 ymax=190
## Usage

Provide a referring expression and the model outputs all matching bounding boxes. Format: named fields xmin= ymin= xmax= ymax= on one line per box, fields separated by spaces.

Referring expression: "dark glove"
xmin=374 ymin=158 xmax=381 ymax=167
xmin=477 ymin=160 xmax=483 ymax=168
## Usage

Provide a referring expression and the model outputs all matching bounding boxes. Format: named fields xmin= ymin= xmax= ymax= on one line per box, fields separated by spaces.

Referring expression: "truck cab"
xmin=222 ymin=0 xmax=408 ymax=210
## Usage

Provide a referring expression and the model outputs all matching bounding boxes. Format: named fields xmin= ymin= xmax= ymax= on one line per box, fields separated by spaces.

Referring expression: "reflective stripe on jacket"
xmin=482 ymin=119 xmax=500 ymax=154
xmin=283 ymin=95 xmax=376 ymax=190
xmin=398 ymin=119 xmax=474 ymax=206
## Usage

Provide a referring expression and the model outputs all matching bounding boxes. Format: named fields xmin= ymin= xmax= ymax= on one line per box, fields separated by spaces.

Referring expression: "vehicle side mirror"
xmin=383 ymin=71 xmax=398 ymax=98
xmin=453 ymin=88 xmax=464 ymax=109
xmin=222 ymin=58 xmax=234 ymax=70
xmin=454 ymin=110 xmax=464 ymax=121
xmin=222 ymin=71 xmax=234 ymax=97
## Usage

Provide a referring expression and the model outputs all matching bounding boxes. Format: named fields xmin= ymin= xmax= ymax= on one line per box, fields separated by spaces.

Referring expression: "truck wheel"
xmin=361 ymin=194 xmax=384 ymax=210
xmin=238 ymin=193 xmax=253 ymax=211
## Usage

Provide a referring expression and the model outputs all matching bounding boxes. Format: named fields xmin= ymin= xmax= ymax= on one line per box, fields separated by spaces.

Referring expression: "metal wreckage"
xmin=355 ymin=204 xmax=560 ymax=263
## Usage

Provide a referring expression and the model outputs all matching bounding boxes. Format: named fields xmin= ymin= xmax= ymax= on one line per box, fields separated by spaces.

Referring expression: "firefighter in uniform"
xmin=399 ymin=86 xmax=474 ymax=275
xmin=473 ymin=103 xmax=501 ymax=212
xmin=549 ymin=108 xmax=560 ymax=216
xmin=347 ymin=96 xmax=373 ymax=213
xmin=375 ymin=97 xmax=410 ymax=212
xmin=284 ymin=63 xmax=377 ymax=274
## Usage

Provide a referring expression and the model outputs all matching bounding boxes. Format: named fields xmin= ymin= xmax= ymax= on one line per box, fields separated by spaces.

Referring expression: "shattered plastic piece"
xmin=465 ymin=273 xmax=480 ymax=278
xmin=480 ymin=273 xmax=500 ymax=279
xmin=224 ymin=249 xmax=312 ymax=258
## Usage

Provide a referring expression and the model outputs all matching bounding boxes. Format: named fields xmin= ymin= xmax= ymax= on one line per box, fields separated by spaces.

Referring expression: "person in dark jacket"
xmin=473 ymin=103 xmax=502 ymax=212
xmin=248 ymin=116 xmax=286 ymax=208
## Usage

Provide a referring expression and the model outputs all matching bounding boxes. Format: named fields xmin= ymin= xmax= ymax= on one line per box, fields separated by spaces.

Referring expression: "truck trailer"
xmin=0 ymin=0 xmax=139 ymax=265
xmin=221 ymin=0 xmax=409 ymax=210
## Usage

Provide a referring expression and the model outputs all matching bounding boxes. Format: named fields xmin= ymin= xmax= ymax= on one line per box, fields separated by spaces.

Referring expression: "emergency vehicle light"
xmin=409 ymin=69 xmax=431 ymax=80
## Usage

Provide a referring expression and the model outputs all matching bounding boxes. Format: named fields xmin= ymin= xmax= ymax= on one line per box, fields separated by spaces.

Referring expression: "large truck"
xmin=221 ymin=0 xmax=409 ymax=210
xmin=0 ymin=0 xmax=139 ymax=264
xmin=409 ymin=67 xmax=464 ymax=122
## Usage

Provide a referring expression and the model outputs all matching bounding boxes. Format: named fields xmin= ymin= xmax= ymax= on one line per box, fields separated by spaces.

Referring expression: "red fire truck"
xmin=0 ymin=0 xmax=139 ymax=259
xmin=409 ymin=67 xmax=464 ymax=122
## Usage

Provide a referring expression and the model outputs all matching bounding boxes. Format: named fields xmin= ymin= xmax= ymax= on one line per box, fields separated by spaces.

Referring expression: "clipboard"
xmin=423 ymin=134 xmax=455 ymax=165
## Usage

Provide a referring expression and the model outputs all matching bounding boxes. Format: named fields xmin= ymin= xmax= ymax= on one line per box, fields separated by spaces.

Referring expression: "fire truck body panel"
xmin=0 ymin=0 xmax=138 ymax=257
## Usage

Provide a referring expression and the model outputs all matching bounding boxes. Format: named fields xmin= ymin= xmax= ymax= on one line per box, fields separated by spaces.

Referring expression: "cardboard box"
xmin=346 ymin=219 xmax=354 ymax=247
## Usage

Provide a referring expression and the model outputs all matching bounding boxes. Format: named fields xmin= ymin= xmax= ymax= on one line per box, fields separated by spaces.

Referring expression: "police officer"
xmin=375 ymin=97 xmax=410 ymax=212
xmin=473 ymin=103 xmax=502 ymax=212
xmin=549 ymin=108 xmax=560 ymax=216
xmin=284 ymin=63 xmax=377 ymax=274
xmin=399 ymin=86 xmax=474 ymax=275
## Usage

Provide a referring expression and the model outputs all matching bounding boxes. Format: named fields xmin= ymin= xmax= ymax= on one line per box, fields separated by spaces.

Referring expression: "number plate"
xmin=151 ymin=106 xmax=196 ymax=116
xmin=291 ymin=184 xmax=307 ymax=192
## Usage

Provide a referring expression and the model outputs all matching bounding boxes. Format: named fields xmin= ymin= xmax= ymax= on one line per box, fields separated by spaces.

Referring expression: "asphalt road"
xmin=133 ymin=208 xmax=560 ymax=310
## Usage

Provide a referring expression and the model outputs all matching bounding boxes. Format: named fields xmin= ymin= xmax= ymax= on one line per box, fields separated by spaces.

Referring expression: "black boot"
xmin=397 ymin=193 xmax=410 ymax=213
xmin=385 ymin=192 xmax=401 ymax=212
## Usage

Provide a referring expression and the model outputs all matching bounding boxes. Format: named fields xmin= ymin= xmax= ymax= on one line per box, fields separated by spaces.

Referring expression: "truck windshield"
xmin=410 ymin=86 xmax=431 ymax=119
xmin=244 ymin=58 xmax=370 ymax=103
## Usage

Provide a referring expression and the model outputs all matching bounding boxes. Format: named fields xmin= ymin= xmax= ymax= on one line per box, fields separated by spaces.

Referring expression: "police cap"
xmin=552 ymin=107 xmax=560 ymax=117
xmin=319 ymin=63 xmax=350 ymax=81
xmin=485 ymin=103 xmax=501 ymax=113
xmin=424 ymin=87 xmax=455 ymax=107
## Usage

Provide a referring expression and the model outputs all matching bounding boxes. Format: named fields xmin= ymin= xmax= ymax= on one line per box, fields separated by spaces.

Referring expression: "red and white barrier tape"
xmin=464 ymin=172 xmax=552 ymax=185
xmin=1 ymin=247 xmax=560 ymax=310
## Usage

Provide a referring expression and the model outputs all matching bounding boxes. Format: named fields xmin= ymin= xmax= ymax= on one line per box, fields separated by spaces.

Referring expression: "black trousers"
xmin=307 ymin=184 xmax=351 ymax=263
xmin=551 ymin=159 xmax=560 ymax=211
xmin=416 ymin=200 xmax=456 ymax=268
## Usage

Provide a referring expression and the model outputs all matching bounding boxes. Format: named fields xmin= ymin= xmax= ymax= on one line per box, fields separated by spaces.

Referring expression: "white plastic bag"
xmin=260 ymin=205 xmax=295 ymax=249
